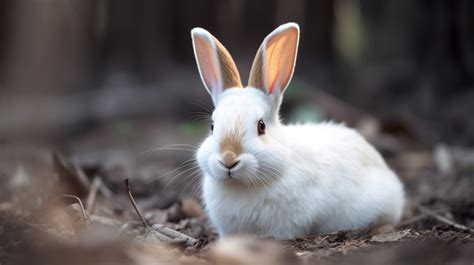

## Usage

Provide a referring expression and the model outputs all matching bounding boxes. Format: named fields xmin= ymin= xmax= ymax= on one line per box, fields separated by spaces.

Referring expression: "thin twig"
xmin=98 ymin=179 xmax=113 ymax=198
xmin=86 ymin=176 xmax=101 ymax=212
xmin=396 ymin=208 xmax=448 ymax=229
xmin=53 ymin=152 xmax=90 ymax=196
xmin=418 ymin=206 xmax=474 ymax=233
xmin=62 ymin=194 xmax=88 ymax=227
xmin=152 ymin=224 xmax=198 ymax=246
xmin=123 ymin=178 xmax=149 ymax=228
xmin=147 ymin=229 xmax=174 ymax=243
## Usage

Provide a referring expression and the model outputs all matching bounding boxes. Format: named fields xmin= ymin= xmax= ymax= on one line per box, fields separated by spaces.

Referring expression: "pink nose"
xmin=220 ymin=151 xmax=239 ymax=169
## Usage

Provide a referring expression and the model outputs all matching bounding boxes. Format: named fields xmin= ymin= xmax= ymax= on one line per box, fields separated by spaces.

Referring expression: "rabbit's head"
xmin=192 ymin=23 xmax=299 ymax=185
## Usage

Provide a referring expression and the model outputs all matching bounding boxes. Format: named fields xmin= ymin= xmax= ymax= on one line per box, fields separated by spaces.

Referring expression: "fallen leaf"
xmin=370 ymin=229 xmax=411 ymax=242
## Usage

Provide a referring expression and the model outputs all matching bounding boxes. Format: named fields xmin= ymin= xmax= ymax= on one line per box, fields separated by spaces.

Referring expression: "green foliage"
xmin=288 ymin=104 xmax=326 ymax=124
xmin=179 ymin=121 xmax=208 ymax=137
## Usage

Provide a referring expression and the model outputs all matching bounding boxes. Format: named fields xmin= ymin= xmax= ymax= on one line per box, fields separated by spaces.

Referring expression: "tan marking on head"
xmin=219 ymin=116 xmax=243 ymax=165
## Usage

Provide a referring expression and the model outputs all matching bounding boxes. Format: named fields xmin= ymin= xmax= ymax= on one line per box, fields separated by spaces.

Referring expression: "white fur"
xmin=192 ymin=23 xmax=404 ymax=239
xmin=196 ymin=89 xmax=405 ymax=239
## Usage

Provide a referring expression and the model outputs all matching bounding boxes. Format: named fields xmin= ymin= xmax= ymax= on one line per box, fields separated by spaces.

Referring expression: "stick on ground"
xmin=86 ymin=176 xmax=101 ymax=212
xmin=62 ymin=194 xmax=88 ymax=227
xmin=418 ymin=206 xmax=474 ymax=233
xmin=152 ymin=224 xmax=198 ymax=246
xmin=123 ymin=178 xmax=149 ymax=228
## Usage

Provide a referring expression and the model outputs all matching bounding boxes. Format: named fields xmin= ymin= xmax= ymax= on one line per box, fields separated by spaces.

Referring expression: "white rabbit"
xmin=191 ymin=22 xmax=404 ymax=239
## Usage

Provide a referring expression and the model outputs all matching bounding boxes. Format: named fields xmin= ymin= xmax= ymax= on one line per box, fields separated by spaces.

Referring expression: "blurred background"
xmin=0 ymin=0 xmax=474 ymax=204
xmin=1 ymin=0 xmax=474 ymax=207
xmin=1 ymin=0 xmax=473 ymax=148
xmin=1 ymin=1 xmax=474 ymax=264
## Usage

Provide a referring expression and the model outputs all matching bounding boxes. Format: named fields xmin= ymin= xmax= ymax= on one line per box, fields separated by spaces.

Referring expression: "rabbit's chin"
xmin=204 ymin=153 xmax=260 ymax=185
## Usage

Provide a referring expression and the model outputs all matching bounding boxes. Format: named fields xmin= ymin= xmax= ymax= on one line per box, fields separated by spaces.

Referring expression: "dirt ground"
xmin=0 ymin=114 xmax=473 ymax=265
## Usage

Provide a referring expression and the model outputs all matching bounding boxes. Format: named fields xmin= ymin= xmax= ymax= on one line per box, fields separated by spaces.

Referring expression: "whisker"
xmin=162 ymin=165 xmax=202 ymax=190
xmin=181 ymin=171 xmax=203 ymax=198
xmin=139 ymin=144 xmax=213 ymax=157
xmin=257 ymin=166 xmax=280 ymax=187
xmin=245 ymin=174 xmax=254 ymax=191
xmin=247 ymin=172 xmax=260 ymax=191
xmin=259 ymin=168 xmax=280 ymax=183
xmin=189 ymin=112 xmax=212 ymax=121
xmin=254 ymin=172 xmax=271 ymax=193
xmin=192 ymin=99 xmax=213 ymax=114
xmin=146 ymin=158 xmax=196 ymax=184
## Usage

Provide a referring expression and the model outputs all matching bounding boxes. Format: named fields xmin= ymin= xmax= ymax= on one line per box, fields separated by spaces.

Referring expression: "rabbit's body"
xmin=191 ymin=23 xmax=405 ymax=239
xmin=203 ymin=115 xmax=404 ymax=239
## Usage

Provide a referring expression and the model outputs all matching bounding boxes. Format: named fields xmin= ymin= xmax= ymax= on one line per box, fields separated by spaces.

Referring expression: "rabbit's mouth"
xmin=206 ymin=153 xmax=259 ymax=184
xmin=217 ymin=159 xmax=243 ymax=180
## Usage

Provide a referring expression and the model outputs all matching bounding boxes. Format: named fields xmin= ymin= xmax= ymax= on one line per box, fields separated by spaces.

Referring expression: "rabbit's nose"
xmin=220 ymin=160 xmax=240 ymax=169
xmin=220 ymin=151 xmax=240 ymax=169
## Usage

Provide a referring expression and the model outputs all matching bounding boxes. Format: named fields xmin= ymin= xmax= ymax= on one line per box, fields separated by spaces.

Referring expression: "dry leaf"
xmin=370 ymin=229 xmax=411 ymax=243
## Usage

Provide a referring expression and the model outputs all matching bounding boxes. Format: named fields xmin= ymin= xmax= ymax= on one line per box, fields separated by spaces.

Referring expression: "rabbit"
xmin=191 ymin=22 xmax=405 ymax=239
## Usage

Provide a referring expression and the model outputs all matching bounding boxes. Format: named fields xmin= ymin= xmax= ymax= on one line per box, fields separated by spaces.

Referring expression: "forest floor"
xmin=1 ymin=112 xmax=473 ymax=265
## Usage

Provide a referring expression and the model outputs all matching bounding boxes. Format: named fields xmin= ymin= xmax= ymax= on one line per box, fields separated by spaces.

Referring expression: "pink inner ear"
xmin=195 ymin=35 xmax=220 ymax=90
xmin=268 ymin=41 xmax=284 ymax=94
xmin=265 ymin=33 xmax=294 ymax=94
xmin=266 ymin=42 xmax=277 ymax=94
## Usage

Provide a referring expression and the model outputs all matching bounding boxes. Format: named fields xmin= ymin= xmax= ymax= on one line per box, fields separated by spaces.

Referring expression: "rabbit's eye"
xmin=257 ymin=119 xmax=265 ymax=135
xmin=211 ymin=122 xmax=214 ymax=132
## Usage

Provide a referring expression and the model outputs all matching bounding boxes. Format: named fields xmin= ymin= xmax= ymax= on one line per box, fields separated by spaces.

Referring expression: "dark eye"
xmin=257 ymin=119 xmax=266 ymax=135
xmin=211 ymin=122 xmax=214 ymax=132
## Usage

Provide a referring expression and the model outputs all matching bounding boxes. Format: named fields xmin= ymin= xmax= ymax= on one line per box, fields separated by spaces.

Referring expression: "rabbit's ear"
xmin=248 ymin=23 xmax=299 ymax=95
xmin=191 ymin=28 xmax=242 ymax=104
